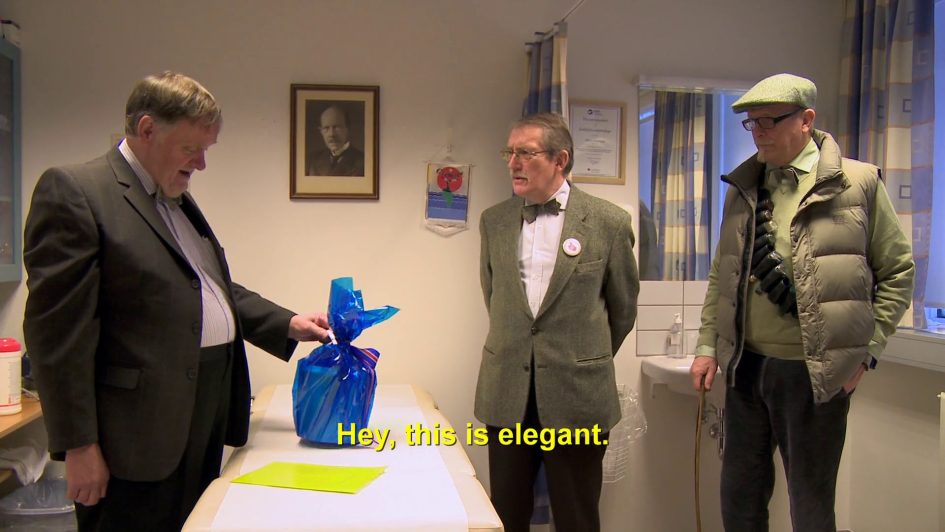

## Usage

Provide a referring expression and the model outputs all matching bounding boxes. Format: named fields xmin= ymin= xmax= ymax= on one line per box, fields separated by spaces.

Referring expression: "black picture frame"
xmin=290 ymin=84 xmax=379 ymax=199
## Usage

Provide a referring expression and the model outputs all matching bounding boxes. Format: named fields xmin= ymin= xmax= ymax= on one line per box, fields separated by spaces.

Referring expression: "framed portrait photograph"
xmin=290 ymin=84 xmax=379 ymax=199
xmin=568 ymin=99 xmax=626 ymax=185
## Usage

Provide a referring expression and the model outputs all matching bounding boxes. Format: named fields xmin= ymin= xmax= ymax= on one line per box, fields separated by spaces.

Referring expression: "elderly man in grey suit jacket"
xmin=23 ymin=72 xmax=331 ymax=532
xmin=476 ymin=112 xmax=640 ymax=532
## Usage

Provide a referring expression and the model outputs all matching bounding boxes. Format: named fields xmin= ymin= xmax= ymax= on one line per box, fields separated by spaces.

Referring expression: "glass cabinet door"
xmin=0 ymin=38 xmax=20 ymax=283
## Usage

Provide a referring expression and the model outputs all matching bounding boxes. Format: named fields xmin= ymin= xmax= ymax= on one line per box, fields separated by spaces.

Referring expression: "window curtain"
xmin=523 ymin=22 xmax=568 ymax=118
xmin=650 ymin=91 xmax=713 ymax=281
xmin=837 ymin=0 xmax=935 ymax=328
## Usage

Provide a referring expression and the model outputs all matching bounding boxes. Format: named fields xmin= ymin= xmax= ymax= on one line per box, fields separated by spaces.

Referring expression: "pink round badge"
xmin=562 ymin=238 xmax=582 ymax=257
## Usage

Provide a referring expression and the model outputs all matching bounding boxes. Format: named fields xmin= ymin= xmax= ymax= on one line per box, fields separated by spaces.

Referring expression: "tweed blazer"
xmin=23 ymin=148 xmax=297 ymax=481
xmin=475 ymin=186 xmax=639 ymax=431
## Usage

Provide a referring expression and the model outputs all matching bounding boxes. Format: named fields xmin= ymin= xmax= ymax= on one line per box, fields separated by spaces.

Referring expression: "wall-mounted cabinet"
xmin=0 ymin=38 xmax=20 ymax=283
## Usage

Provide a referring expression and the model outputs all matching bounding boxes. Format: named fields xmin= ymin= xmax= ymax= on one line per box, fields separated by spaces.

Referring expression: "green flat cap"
xmin=732 ymin=73 xmax=817 ymax=113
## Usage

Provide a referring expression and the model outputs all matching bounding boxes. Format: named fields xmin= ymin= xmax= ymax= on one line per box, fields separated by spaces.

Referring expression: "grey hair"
xmin=511 ymin=112 xmax=574 ymax=174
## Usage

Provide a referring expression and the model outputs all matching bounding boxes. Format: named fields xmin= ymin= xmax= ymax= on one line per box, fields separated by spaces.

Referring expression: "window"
xmin=927 ymin=0 xmax=945 ymax=326
xmin=636 ymin=82 xmax=755 ymax=281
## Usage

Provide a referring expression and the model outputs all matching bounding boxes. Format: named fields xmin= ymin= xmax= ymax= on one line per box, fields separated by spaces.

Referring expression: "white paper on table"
xmin=210 ymin=385 xmax=468 ymax=531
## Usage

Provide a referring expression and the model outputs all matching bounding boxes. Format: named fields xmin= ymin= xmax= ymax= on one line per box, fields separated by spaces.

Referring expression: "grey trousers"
xmin=721 ymin=350 xmax=851 ymax=532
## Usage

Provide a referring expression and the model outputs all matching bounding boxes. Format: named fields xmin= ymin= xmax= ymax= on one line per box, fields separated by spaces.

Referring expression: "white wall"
xmin=846 ymin=356 xmax=943 ymax=532
xmin=0 ymin=1 xmax=888 ymax=531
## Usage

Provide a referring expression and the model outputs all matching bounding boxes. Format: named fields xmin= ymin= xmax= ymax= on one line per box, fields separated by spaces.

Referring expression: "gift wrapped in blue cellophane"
xmin=292 ymin=277 xmax=399 ymax=445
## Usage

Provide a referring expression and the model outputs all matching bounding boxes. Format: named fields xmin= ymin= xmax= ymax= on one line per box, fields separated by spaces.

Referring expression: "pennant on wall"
xmin=424 ymin=161 xmax=471 ymax=237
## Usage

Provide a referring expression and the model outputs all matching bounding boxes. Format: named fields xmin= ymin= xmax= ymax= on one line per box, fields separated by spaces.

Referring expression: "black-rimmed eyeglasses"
xmin=741 ymin=109 xmax=802 ymax=131
xmin=500 ymin=148 xmax=552 ymax=162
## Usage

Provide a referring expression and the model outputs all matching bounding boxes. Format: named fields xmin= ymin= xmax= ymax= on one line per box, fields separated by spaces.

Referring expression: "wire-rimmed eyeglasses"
xmin=500 ymin=148 xmax=552 ymax=162
xmin=741 ymin=109 xmax=802 ymax=131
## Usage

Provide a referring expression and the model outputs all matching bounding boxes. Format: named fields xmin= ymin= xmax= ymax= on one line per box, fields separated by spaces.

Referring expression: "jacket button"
xmin=192 ymin=322 xmax=201 ymax=334
xmin=530 ymin=326 xmax=538 ymax=334
xmin=522 ymin=364 xmax=529 ymax=371
xmin=191 ymin=279 xmax=200 ymax=289
xmin=186 ymin=368 xmax=198 ymax=380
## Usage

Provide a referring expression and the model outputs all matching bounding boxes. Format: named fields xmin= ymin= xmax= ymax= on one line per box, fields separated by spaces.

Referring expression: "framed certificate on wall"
xmin=568 ymin=100 xmax=626 ymax=185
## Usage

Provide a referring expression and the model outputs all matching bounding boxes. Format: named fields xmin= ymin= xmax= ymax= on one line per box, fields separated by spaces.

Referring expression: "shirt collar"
xmin=526 ymin=179 xmax=571 ymax=208
xmin=330 ymin=141 xmax=352 ymax=157
xmin=766 ymin=138 xmax=820 ymax=183
xmin=118 ymin=138 xmax=181 ymax=205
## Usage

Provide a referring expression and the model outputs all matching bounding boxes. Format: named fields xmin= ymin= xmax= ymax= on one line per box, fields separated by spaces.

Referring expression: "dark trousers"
xmin=76 ymin=344 xmax=233 ymax=532
xmin=487 ymin=383 xmax=609 ymax=532
xmin=721 ymin=350 xmax=850 ymax=532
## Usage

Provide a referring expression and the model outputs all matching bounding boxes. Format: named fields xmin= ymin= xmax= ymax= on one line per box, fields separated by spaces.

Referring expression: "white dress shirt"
xmin=519 ymin=180 xmax=570 ymax=317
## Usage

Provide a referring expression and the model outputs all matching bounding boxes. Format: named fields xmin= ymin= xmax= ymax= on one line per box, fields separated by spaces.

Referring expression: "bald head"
xmin=319 ymin=106 xmax=350 ymax=153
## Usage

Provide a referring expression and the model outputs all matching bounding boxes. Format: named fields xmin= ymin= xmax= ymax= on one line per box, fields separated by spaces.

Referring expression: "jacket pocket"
xmin=98 ymin=366 xmax=141 ymax=390
xmin=575 ymin=259 xmax=603 ymax=273
xmin=576 ymin=353 xmax=611 ymax=365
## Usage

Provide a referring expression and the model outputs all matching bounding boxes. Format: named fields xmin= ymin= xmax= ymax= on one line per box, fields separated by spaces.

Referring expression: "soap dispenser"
xmin=667 ymin=313 xmax=684 ymax=358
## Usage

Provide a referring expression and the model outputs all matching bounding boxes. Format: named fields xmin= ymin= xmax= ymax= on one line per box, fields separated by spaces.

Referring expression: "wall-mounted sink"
xmin=641 ymin=355 xmax=723 ymax=402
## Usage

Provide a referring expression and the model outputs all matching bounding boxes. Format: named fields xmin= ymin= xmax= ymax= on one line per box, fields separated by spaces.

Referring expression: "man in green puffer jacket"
xmin=690 ymin=73 xmax=914 ymax=532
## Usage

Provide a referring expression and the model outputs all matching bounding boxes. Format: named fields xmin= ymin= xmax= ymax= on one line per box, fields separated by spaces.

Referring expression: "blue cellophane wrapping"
xmin=292 ymin=277 xmax=399 ymax=445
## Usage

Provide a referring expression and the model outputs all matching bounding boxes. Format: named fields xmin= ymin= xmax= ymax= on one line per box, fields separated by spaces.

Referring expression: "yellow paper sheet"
xmin=232 ymin=462 xmax=386 ymax=494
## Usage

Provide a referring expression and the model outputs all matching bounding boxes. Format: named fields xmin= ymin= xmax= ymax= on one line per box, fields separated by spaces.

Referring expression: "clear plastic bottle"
xmin=667 ymin=313 xmax=684 ymax=358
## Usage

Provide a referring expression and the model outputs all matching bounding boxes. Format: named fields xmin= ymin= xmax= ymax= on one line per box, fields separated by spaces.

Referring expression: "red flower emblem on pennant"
xmin=436 ymin=166 xmax=463 ymax=192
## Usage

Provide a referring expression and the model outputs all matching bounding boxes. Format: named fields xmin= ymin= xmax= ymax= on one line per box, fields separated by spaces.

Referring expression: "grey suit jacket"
xmin=475 ymin=186 xmax=639 ymax=431
xmin=23 ymin=148 xmax=297 ymax=481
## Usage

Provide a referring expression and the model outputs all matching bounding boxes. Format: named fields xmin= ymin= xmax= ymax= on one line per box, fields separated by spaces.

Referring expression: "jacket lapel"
xmin=180 ymin=194 xmax=234 ymax=285
xmin=493 ymin=197 xmax=535 ymax=319
xmin=106 ymin=148 xmax=188 ymax=264
xmin=536 ymin=186 xmax=589 ymax=319
xmin=106 ymin=147 xmax=237 ymax=307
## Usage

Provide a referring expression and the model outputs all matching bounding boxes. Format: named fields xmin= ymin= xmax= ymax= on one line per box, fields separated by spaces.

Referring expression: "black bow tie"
xmin=522 ymin=198 xmax=562 ymax=223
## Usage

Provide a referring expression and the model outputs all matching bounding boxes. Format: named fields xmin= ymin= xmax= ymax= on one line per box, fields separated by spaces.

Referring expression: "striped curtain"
xmin=650 ymin=91 xmax=712 ymax=281
xmin=522 ymin=22 xmax=568 ymax=118
xmin=838 ymin=0 xmax=935 ymax=328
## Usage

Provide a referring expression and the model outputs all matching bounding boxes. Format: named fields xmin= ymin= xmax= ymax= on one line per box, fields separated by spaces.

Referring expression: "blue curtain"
xmin=523 ymin=22 xmax=568 ymax=118
xmin=838 ymin=0 xmax=935 ymax=328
